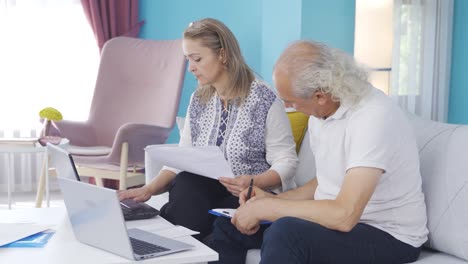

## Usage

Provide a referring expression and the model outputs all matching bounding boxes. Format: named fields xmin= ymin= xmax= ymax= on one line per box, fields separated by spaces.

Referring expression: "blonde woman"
xmin=119 ymin=18 xmax=298 ymax=240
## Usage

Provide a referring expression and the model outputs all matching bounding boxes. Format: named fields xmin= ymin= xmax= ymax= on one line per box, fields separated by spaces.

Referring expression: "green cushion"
xmin=287 ymin=111 xmax=309 ymax=153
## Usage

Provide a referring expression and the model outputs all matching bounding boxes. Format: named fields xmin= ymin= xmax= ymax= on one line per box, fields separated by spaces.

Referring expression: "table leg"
xmin=35 ymin=156 xmax=48 ymax=208
xmin=45 ymin=150 xmax=49 ymax=207
xmin=7 ymin=153 xmax=13 ymax=210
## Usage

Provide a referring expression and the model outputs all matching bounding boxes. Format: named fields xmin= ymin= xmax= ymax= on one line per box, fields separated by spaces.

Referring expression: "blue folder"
xmin=0 ymin=230 xmax=55 ymax=248
xmin=208 ymin=209 xmax=272 ymax=225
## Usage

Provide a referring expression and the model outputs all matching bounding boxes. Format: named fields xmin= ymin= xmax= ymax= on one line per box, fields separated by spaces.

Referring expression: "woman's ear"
xmin=219 ymin=48 xmax=227 ymax=64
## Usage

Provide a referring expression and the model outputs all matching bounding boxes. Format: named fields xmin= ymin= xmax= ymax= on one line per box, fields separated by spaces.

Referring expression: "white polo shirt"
xmin=310 ymin=87 xmax=428 ymax=247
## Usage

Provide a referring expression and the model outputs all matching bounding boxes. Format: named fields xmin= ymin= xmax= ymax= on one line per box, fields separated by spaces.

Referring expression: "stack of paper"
xmin=146 ymin=145 xmax=234 ymax=179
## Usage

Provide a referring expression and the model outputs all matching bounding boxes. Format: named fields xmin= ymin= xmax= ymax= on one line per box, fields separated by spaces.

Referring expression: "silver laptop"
xmin=47 ymin=143 xmax=160 ymax=221
xmin=57 ymin=177 xmax=194 ymax=260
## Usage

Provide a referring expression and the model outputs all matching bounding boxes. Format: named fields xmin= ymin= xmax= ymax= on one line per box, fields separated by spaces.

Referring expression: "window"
xmin=0 ymin=0 xmax=99 ymax=136
xmin=354 ymin=0 xmax=453 ymax=121
xmin=354 ymin=0 xmax=393 ymax=94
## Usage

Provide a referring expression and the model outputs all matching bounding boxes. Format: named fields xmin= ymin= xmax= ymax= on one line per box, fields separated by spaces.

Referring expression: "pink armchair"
xmin=55 ymin=36 xmax=186 ymax=190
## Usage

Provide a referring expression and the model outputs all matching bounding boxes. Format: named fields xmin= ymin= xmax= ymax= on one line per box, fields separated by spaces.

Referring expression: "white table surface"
xmin=0 ymin=207 xmax=218 ymax=264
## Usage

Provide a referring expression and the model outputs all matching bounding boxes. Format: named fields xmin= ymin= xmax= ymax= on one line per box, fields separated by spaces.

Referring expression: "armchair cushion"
xmin=67 ymin=145 xmax=111 ymax=156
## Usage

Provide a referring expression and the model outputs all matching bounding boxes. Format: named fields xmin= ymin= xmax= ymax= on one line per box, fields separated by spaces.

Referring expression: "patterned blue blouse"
xmin=188 ymin=80 xmax=277 ymax=176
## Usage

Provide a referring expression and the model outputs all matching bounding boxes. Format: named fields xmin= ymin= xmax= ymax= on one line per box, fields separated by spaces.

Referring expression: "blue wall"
xmin=260 ymin=0 xmax=302 ymax=85
xmin=139 ymin=0 xmax=356 ymax=143
xmin=448 ymin=0 xmax=468 ymax=124
xmin=139 ymin=0 xmax=262 ymax=142
xmin=301 ymin=0 xmax=356 ymax=54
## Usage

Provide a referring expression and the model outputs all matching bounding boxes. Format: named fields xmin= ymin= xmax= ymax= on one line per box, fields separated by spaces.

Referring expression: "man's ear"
xmin=315 ymin=91 xmax=330 ymax=105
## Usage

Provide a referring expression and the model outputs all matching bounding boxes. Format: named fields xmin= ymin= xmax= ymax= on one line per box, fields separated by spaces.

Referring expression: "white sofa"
xmin=146 ymin=116 xmax=468 ymax=264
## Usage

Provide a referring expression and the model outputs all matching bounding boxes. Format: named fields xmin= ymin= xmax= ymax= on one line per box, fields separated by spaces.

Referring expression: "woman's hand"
xmin=218 ymin=175 xmax=253 ymax=197
xmin=117 ymin=185 xmax=154 ymax=202
xmin=238 ymin=186 xmax=275 ymax=205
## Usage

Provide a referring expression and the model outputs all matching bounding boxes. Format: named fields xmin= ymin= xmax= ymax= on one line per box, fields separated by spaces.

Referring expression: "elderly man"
xmin=205 ymin=40 xmax=428 ymax=264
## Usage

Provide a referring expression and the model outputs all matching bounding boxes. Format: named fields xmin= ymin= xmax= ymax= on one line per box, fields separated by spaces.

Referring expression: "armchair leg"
xmin=94 ymin=177 xmax=104 ymax=187
xmin=119 ymin=142 xmax=129 ymax=190
xmin=35 ymin=157 xmax=48 ymax=208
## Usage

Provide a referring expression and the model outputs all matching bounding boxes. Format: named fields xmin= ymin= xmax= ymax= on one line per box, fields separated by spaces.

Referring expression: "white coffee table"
xmin=0 ymin=206 xmax=218 ymax=263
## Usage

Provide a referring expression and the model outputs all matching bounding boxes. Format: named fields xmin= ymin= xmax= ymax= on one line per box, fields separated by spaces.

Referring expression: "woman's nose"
xmin=188 ymin=61 xmax=196 ymax=72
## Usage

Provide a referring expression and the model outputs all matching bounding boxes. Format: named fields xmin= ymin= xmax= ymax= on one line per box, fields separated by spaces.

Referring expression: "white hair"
xmin=275 ymin=40 xmax=370 ymax=105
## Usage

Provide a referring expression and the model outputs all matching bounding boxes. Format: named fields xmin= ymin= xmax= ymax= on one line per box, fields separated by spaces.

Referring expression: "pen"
xmin=246 ymin=178 xmax=254 ymax=201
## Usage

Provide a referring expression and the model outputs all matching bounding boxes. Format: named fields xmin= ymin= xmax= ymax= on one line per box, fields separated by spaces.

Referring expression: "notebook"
xmin=47 ymin=143 xmax=160 ymax=221
xmin=57 ymin=177 xmax=194 ymax=260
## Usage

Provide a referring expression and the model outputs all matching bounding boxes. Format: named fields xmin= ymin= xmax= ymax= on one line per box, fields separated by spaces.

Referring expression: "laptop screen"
xmin=47 ymin=144 xmax=81 ymax=182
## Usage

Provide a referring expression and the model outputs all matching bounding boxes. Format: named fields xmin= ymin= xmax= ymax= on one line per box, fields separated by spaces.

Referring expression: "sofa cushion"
xmin=409 ymin=115 xmax=468 ymax=261
xmin=416 ymin=249 xmax=468 ymax=264
xmin=246 ymin=248 xmax=468 ymax=264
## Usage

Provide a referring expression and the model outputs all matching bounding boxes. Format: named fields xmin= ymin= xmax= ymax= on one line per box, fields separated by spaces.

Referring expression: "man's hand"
xmin=231 ymin=202 xmax=261 ymax=235
xmin=117 ymin=185 xmax=153 ymax=202
xmin=219 ymin=175 xmax=253 ymax=197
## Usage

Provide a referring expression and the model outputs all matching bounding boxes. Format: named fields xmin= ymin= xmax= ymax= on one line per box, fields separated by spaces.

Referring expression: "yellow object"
xmin=286 ymin=111 xmax=309 ymax=153
xmin=39 ymin=107 xmax=63 ymax=121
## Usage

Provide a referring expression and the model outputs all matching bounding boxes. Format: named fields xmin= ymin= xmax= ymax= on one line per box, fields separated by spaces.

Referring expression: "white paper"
xmin=146 ymin=145 xmax=234 ymax=179
xmin=0 ymin=223 xmax=50 ymax=246
xmin=149 ymin=226 xmax=199 ymax=239
xmin=133 ymin=222 xmax=199 ymax=239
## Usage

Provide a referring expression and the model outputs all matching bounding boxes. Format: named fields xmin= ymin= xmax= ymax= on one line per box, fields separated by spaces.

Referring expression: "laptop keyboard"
xmin=130 ymin=237 xmax=170 ymax=255
xmin=121 ymin=205 xmax=133 ymax=216
xmin=120 ymin=201 xmax=160 ymax=221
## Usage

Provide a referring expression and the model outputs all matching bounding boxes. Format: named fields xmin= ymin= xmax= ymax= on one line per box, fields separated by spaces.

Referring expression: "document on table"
xmin=0 ymin=223 xmax=51 ymax=246
xmin=147 ymin=226 xmax=199 ymax=239
xmin=146 ymin=145 xmax=234 ymax=179
xmin=133 ymin=221 xmax=199 ymax=239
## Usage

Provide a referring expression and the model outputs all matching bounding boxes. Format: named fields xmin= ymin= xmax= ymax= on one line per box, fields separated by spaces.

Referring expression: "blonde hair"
xmin=184 ymin=18 xmax=254 ymax=104
xmin=275 ymin=40 xmax=370 ymax=105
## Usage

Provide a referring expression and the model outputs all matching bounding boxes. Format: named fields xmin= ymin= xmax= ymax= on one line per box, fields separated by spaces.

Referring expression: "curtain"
xmin=0 ymin=0 xmax=99 ymax=192
xmin=80 ymin=0 xmax=144 ymax=51
xmin=390 ymin=0 xmax=454 ymax=122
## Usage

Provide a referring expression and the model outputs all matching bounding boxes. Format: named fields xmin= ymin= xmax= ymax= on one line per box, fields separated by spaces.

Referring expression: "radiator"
xmin=0 ymin=128 xmax=54 ymax=193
